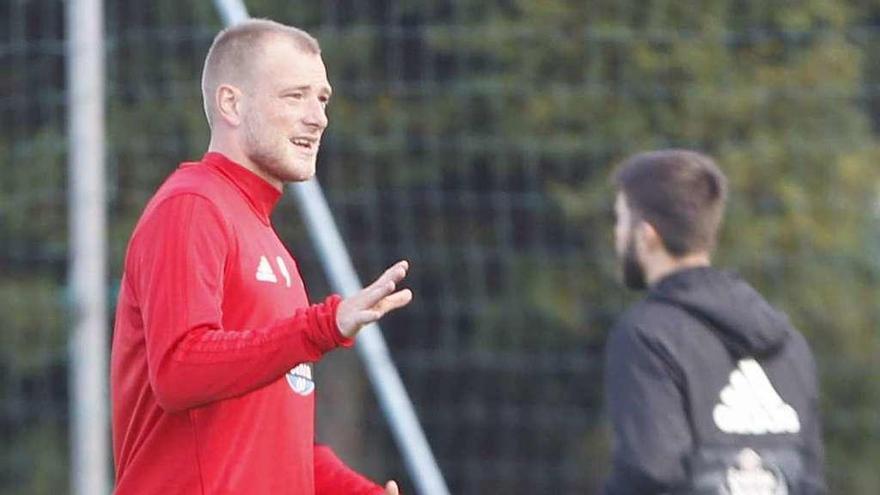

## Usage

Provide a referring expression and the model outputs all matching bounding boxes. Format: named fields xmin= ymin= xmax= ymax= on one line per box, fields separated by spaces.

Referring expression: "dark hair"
xmin=612 ymin=149 xmax=728 ymax=256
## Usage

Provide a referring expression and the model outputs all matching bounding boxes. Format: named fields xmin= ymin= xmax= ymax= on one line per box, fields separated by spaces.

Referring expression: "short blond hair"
xmin=201 ymin=19 xmax=321 ymax=127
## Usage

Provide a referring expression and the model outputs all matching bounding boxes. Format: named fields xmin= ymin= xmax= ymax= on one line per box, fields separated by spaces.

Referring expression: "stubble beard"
xmin=621 ymin=234 xmax=648 ymax=291
xmin=242 ymin=114 xmax=315 ymax=184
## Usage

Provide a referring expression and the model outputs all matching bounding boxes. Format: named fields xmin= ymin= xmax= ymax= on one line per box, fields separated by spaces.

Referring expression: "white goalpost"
xmin=67 ymin=0 xmax=110 ymax=493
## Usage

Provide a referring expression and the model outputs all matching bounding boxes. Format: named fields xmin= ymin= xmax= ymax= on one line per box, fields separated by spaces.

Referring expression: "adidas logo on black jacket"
xmin=603 ymin=267 xmax=825 ymax=494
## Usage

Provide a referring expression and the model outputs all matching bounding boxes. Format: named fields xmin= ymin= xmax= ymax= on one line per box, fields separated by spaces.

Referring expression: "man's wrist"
xmin=324 ymin=294 xmax=355 ymax=348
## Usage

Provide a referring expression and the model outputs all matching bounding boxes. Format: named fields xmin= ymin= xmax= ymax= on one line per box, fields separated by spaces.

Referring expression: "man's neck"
xmin=645 ymin=252 xmax=711 ymax=287
xmin=207 ymin=136 xmax=283 ymax=191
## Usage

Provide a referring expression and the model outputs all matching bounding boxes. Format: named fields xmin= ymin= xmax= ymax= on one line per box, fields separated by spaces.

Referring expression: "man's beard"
xmin=621 ymin=234 xmax=647 ymax=290
xmin=242 ymin=114 xmax=313 ymax=183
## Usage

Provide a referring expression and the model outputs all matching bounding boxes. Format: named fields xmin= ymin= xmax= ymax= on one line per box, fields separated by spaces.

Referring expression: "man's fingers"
xmin=373 ymin=289 xmax=413 ymax=315
xmin=349 ymin=290 xmax=413 ymax=329
xmin=336 ymin=262 xmax=412 ymax=338
xmin=372 ymin=261 xmax=409 ymax=289
xmin=361 ymin=261 xmax=409 ymax=307
xmin=384 ymin=480 xmax=399 ymax=495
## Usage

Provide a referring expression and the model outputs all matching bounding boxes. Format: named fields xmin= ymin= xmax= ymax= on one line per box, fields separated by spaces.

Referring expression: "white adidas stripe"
xmin=255 ymin=255 xmax=278 ymax=283
xmin=713 ymin=359 xmax=800 ymax=435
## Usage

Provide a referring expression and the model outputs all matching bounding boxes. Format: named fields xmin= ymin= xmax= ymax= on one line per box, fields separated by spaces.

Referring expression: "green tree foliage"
xmin=1 ymin=0 xmax=879 ymax=493
xmin=295 ymin=0 xmax=880 ymax=491
xmin=400 ymin=0 xmax=880 ymax=492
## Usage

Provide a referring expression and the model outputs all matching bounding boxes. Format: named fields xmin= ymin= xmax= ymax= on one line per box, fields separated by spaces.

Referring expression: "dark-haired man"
xmin=603 ymin=150 xmax=825 ymax=494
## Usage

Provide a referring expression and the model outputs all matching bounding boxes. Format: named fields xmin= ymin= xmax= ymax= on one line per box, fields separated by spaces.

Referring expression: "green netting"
xmin=1 ymin=1 xmax=878 ymax=493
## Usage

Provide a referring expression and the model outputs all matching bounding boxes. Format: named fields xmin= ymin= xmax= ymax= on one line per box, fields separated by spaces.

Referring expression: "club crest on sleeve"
xmin=286 ymin=363 xmax=315 ymax=396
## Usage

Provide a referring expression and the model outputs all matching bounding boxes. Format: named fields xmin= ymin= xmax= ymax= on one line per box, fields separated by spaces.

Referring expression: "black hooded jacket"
xmin=603 ymin=267 xmax=825 ymax=494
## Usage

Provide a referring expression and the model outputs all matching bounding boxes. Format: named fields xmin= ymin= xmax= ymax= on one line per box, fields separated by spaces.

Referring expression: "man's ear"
xmin=215 ymin=84 xmax=243 ymax=127
xmin=636 ymin=221 xmax=665 ymax=255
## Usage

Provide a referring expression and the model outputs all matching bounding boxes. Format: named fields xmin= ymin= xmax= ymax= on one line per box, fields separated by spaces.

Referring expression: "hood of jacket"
xmin=648 ymin=266 xmax=791 ymax=357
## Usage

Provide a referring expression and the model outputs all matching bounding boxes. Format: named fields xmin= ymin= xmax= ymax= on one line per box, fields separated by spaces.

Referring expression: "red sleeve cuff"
xmin=322 ymin=294 xmax=355 ymax=349
xmin=314 ymin=444 xmax=384 ymax=495
xmin=304 ymin=294 xmax=355 ymax=352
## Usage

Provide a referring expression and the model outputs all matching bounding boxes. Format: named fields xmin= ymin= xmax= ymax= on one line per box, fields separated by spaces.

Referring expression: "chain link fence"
xmin=2 ymin=1 xmax=879 ymax=493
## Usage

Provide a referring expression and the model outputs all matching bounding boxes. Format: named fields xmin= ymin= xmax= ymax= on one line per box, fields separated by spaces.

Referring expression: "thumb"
xmin=384 ymin=480 xmax=400 ymax=495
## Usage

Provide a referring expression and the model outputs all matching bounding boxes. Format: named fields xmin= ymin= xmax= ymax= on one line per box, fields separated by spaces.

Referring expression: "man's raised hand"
xmin=383 ymin=480 xmax=400 ymax=495
xmin=335 ymin=261 xmax=412 ymax=339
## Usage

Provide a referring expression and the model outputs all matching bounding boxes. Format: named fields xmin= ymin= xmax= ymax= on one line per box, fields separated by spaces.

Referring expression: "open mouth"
xmin=290 ymin=137 xmax=317 ymax=150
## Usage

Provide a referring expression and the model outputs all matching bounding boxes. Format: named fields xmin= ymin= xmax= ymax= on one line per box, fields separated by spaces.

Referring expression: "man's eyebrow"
xmin=279 ymin=84 xmax=332 ymax=97
xmin=280 ymin=85 xmax=311 ymax=93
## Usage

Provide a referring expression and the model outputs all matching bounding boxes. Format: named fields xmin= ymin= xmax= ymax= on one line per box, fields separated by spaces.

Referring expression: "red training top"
xmin=111 ymin=152 xmax=383 ymax=494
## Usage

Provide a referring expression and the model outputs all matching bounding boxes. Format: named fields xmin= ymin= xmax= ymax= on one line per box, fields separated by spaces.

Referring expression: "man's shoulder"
xmin=130 ymin=164 xmax=232 ymax=240
xmin=153 ymin=162 xmax=226 ymax=201
xmin=138 ymin=163 xmax=239 ymax=220
xmin=607 ymin=297 xmax=714 ymax=372
xmin=613 ymin=297 xmax=695 ymax=339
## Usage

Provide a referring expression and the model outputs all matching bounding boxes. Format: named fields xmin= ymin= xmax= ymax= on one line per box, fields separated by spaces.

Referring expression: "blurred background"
xmin=2 ymin=0 xmax=879 ymax=493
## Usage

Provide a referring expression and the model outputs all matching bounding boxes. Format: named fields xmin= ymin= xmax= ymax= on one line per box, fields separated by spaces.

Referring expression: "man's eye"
xmin=285 ymin=93 xmax=304 ymax=100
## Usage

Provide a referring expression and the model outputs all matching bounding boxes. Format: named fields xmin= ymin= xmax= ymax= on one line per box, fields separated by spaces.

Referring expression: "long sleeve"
xmin=127 ymin=193 xmax=352 ymax=412
xmin=314 ymin=444 xmax=384 ymax=495
xmin=603 ymin=322 xmax=692 ymax=494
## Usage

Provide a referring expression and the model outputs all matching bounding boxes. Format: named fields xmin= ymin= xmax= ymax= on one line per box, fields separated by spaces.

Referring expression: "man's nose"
xmin=303 ymin=99 xmax=328 ymax=130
